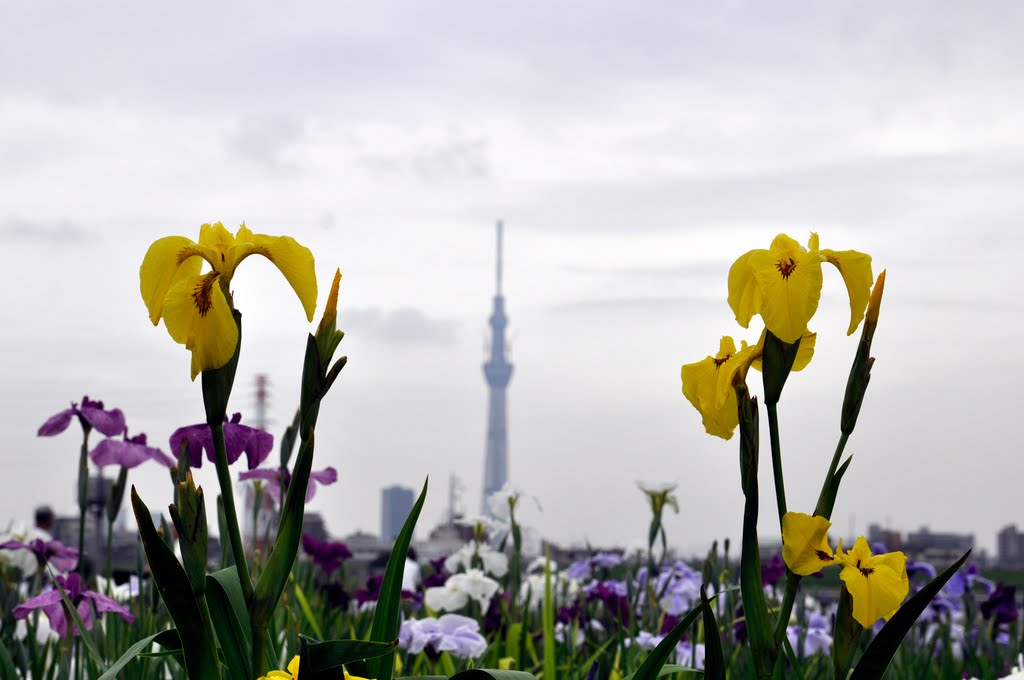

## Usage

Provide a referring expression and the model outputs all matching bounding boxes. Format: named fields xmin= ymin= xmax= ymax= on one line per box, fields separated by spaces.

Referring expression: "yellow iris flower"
xmin=782 ymin=512 xmax=909 ymax=628
xmin=256 ymin=655 xmax=373 ymax=680
xmin=680 ymin=329 xmax=816 ymax=440
xmin=140 ymin=222 xmax=317 ymax=380
xmin=728 ymin=233 xmax=873 ymax=344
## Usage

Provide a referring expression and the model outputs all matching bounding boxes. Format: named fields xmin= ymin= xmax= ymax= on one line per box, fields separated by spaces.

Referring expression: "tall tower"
xmin=482 ymin=221 xmax=513 ymax=512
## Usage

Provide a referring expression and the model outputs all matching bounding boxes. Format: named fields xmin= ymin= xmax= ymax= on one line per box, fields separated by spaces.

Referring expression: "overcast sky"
xmin=2 ymin=1 xmax=1022 ymax=559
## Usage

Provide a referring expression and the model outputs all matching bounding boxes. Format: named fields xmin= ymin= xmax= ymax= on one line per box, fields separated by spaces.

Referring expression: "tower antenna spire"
xmin=496 ymin=220 xmax=503 ymax=296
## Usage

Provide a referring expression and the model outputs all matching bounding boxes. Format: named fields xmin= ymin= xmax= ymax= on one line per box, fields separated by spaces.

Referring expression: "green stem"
xmin=105 ymin=518 xmax=114 ymax=595
xmin=814 ymin=432 xmax=850 ymax=518
xmin=210 ymin=421 xmax=253 ymax=601
xmin=766 ymin=402 xmax=787 ymax=529
xmin=76 ymin=428 xmax=91 ymax=578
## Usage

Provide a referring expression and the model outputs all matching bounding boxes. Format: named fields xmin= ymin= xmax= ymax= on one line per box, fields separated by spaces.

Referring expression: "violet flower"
xmin=761 ymin=554 xmax=786 ymax=588
xmin=301 ymin=534 xmax=353 ymax=576
xmin=91 ymin=432 xmax=175 ymax=469
xmin=13 ymin=573 xmax=134 ymax=637
xmin=169 ymin=412 xmax=273 ymax=470
xmin=399 ymin=614 xmax=489 ymax=659
xmin=239 ymin=466 xmax=338 ymax=503
xmin=981 ymin=585 xmax=1019 ymax=625
xmin=0 ymin=538 xmax=79 ymax=573
xmin=38 ymin=396 xmax=125 ymax=438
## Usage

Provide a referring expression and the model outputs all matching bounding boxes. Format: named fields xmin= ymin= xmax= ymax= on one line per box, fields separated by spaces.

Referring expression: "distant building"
xmin=867 ymin=524 xmax=903 ymax=551
xmin=997 ymin=525 xmax=1024 ymax=568
xmin=381 ymin=486 xmax=415 ymax=542
xmin=903 ymin=526 xmax=974 ymax=565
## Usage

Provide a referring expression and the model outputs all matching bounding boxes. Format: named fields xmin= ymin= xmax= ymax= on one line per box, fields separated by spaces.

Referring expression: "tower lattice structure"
xmin=482 ymin=221 xmax=513 ymax=513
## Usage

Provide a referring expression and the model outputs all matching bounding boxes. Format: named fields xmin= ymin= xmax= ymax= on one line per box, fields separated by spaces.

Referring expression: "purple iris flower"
xmin=423 ymin=557 xmax=448 ymax=588
xmin=238 ymin=466 xmax=338 ymax=503
xmin=585 ymin=580 xmax=631 ymax=625
xmin=13 ymin=573 xmax=134 ymax=637
xmin=354 ymin=574 xmax=385 ymax=607
xmin=981 ymin=585 xmax=1019 ymax=625
xmin=169 ymin=413 xmax=273 ymax=470
xmin=91 ymin=432 xmax=175 ymax=469
xmin=0 ymin=538 xmax=79 ymax=573
xmin=945 ymin=563 xmax=996 ymax=598
xmin=906 ymin=559 xmax=937 ymax=581
xmin=38 ymin=396 xmax=126 ymax=438
xmin=301 ymin=534 xmax=352 ymax=576
xmin=761 ymin=554 xmax=786 ymax=587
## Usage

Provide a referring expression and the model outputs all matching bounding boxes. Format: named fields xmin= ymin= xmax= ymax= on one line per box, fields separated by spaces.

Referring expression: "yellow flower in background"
xmin=258 ymin=655 xmax=300 ymax=680
xmin=728 ymin=233 xmax=873 ymax=343
xmin=256 ymin=655 xmax=373 ymax=680
xmin=680 ymin=329 xmax=816 ymax=440
xmin=782 ymin=511 xmax=909 ymax=628
xmin=141 ymin=222 xmax=317 ymax=380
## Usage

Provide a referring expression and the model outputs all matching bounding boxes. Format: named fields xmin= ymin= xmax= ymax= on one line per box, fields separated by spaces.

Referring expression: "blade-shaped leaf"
xmin=131 ymin=487 xmax=221 ymax=680
xmin=298 ymin=635 xmax=397 ymax=679
xmin=207 ymin=569 xmax=252 ymax=680
xmin=450 ymin=672 xmax=540 ymax=679
xmin=364 ymin=477 xmax=428 ymax=680
xmin=701 ymin=586 xmax=726 ymax=680
xmin=624 ymin=591 xmax=721 ymax=680
xmin=850 ymin=549 xmax=972 ymax=680
xmin=97 ymin=629 xmax=179 ymax=680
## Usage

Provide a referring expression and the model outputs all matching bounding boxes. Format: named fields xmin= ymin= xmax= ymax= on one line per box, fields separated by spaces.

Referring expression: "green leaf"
xmin=450 ymin=672 xmax=540 ymax=679
xmin=364 ymin=477 xmax=429 ymax=680
xmin=252 ymin=431 xmax=317 ymax=627
xmin=850 ymin=549 xmax=972 ymax=680
xmin=207 ymin=569 xmax=252 ymax=680
xmin=294 ymin=582 xmax=324 ymax=639
xmin=96 ymin=630 xmax=176 ymax=680
xmin=623 ymin=664 xmax=704 ymax=679
xmin=131 ymin=487 xmax=221 ymax=680
xmin=700 ymin=586 xmax=726 ymax=680
xmin=298 ymin=635 xmax=397 ymax=678
xmin=201 ymin=311 xmax=242 ymax=427
xmin=625 ymin=593 xmax=719 ymax=680
xmin=0 ymin=639 xmax=19 ymax=680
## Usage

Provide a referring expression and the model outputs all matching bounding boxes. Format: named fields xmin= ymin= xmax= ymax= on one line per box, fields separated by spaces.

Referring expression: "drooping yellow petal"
xmin=750 ymin=328 xmax=816 ymax=373
xmin=286 ymin=655 xmax=300 ymax=676
xmin=713 ymin=339 xmax=759 ymax=409
xmin=162 ymin=273 xmax=239 ymax=380
xmin=821 ymin=248 xmax=874 ymax=335
xmin=748 ymin=235 xmax=823 ymax=343
xmin=681 ymin=337 xmax=740 ymax=440
xmin=781 ymin=512 xmax=835 ymax=576
xmin=727 ymin=249 xmax=762 ymax=329
xmin=140 ymin=236 xmax=204 ymax=324
xmin=231 ymin=225 xmax=318 ymax=321
xmin=838 ymin=537 xmax=909 ymax=628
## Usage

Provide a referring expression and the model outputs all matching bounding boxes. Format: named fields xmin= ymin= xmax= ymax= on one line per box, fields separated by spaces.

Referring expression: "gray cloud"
xmin=224 ymin=116 xmax=306 ymax=171
xmin=360 ymin=136 xmax=490 ymax=182
xmin=342 ymin=307 xmax=460 ymax=345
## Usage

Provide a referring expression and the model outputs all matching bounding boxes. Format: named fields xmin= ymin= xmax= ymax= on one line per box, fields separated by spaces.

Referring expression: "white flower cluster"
xmin=424 ymin=569 xmax=500 ymax=612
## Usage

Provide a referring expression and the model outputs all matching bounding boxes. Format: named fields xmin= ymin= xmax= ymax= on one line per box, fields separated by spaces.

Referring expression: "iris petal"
xmin=749 ymin=246 xmax=822 ymax=344
xmin=822 ymin=249 xmax=874 ymax=335
xmin=727 ymin=250 xmax=761 ymax=329
xmin=782 ymin=512 xmax=835 ymax=576
xmin=163 ymin=274 xmax=239 ymax=380
xmin=140 ymin=236 xmax=204 ymax=325
xmin=681 ymin=337 xmax=740 ymax=440
xmin=839 ymin=537 xmax=909 ymax=627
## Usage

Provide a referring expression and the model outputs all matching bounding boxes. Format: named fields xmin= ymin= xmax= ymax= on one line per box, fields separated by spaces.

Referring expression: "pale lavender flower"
xmin=238 ymin=466 xmax=337 ymax=503
xmin=38 ymin=396 xmax=125 ymax=438
xmin=13 ymin=573 xmax=134 ymax=637
xmin=169 ymin=412 xmax=273 ymax=470
xmin=0 ymin=538 xmax=79 ymax=573
xmin=399 ymin=614 xmax=488 ymax=659
xmin=91 ymin=432 xmax=175 ymax=469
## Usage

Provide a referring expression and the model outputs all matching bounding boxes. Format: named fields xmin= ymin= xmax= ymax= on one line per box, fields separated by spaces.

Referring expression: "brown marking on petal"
xmin=713 ymin=354 xmax=732 ymax=367
xmin=775 ymin=257 xmax=797 ymax=279
xmin=191 ymin=272 xmax=220 ymax=317
xmin=859 ymin=567 xmax=875 ymax=577
xmin=176 ymin=246 xmax=203 ymax=266
xmin=815 ymin=550 xmax=833 ymax=562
